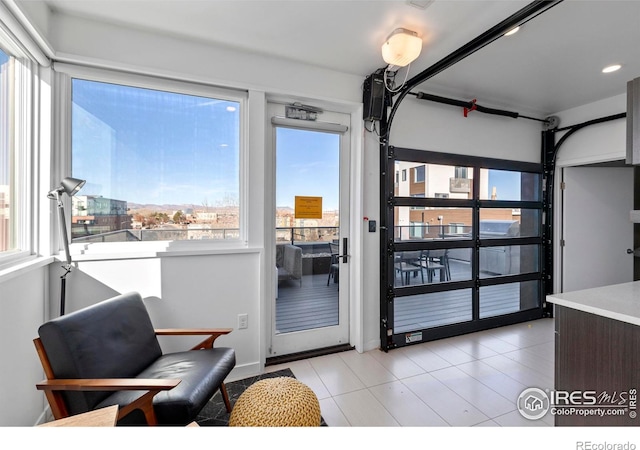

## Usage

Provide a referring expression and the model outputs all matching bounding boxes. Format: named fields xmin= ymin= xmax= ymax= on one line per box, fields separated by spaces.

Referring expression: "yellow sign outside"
xmin=295 ymin=196 xmax=323 ymax=219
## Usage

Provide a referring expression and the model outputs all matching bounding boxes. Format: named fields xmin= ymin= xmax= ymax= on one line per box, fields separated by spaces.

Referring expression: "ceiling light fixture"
xmin=381 ymin=28 xmax=422 ymax=67
xmin=504 ymin=26 xmax=520 ymax=36
xmin=602 ymin=64 xmax=622 ymax=74
xmin=406 ymin=0 xmax=434 ymax=10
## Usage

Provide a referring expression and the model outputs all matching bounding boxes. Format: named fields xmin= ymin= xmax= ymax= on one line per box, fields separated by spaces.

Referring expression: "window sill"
xmin=0 ymin=255 xmax=55 ymax=284
xmin=69 ymin=242 xmax=262 ymax=262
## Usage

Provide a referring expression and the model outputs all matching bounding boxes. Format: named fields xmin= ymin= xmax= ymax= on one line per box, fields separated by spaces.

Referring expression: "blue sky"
xmin=72 ymin=79 xmax=240 ymax=206
xmin=72 ymin=79 xmax=340 ymax=211
xmin=488 ymin=170 xmax=522 ymax=201
xmin=276 ymin=128 xmax=339 ymax=211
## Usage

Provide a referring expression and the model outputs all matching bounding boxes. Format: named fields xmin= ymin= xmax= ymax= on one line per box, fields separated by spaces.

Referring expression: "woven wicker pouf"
xmin=228 ymin=376 xmax=321 ymax=427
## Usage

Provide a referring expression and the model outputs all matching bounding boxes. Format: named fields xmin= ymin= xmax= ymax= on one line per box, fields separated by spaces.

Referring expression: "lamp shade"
xmin=60 ymin=177 xmax=86 ymax=196
xmin=381 ymin=28 xmax=422 ymax=67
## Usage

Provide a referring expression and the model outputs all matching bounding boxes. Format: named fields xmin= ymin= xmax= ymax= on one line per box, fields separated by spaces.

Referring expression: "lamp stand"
xmin=53 ymin=191 xmax=73 ymax=316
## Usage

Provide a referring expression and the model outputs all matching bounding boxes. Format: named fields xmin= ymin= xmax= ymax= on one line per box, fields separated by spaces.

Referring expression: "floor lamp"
xmin=48 ymin=177 xmax=86 ymax=316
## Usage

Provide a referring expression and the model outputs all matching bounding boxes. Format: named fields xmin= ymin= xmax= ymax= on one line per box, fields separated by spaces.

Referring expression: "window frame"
xmin=54 ymin=64 xmax=249 ymax=257
xmin=0 ymin=33 xmax=37 ymax=269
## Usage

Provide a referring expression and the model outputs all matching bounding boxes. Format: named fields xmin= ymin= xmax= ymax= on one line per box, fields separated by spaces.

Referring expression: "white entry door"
xmin=561 ymin=166 xmax=634 ymax=292
xmin=268 ymin=103 xmax=350 ymax=357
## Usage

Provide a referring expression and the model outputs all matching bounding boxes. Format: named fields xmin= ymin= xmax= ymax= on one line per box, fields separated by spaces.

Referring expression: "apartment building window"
xmin=455 ymin=166 xmax=468 ymax=179
xmin=414 ymin=165 xmax=425 ymax=182
xmin=67 ymin=74 xmax=244 ymax=244
xmin=402 ymin=169 xmax=407 ymax=181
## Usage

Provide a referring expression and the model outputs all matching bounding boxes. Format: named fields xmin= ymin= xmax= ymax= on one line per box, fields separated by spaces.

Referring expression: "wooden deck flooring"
xmin=276 ymin=274 xmax=339 ymax=334
xmin=276 ymin=261 xmax=535 ymax=335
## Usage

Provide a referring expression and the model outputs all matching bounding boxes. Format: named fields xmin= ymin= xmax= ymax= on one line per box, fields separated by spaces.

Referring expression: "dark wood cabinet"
xmin=554 ymin=305 xmax=640 ymax=426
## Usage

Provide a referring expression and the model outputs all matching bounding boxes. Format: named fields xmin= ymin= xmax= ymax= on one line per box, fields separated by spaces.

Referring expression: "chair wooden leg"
xmin=220 ymin=382 xmax=232 ymax=413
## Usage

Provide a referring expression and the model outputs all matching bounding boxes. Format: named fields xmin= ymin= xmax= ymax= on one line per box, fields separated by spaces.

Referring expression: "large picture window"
xmin=70 ymin=78 xmax=243 ymax=243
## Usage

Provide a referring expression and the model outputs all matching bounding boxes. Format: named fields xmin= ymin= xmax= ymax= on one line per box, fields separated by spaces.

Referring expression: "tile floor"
xmin=267 ymin=317 xmax=555 ymax=427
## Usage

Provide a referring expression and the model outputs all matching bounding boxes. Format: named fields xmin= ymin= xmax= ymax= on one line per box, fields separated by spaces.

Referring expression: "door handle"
xmin=341 ymin=237 xmax=349 ymax=263
xmin=627 ymin=248 xmax=635 ymax=255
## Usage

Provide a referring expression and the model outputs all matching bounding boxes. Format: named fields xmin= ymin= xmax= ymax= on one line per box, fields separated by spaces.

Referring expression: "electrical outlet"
xmin=238 ymin=313 xmax=248 ymax=329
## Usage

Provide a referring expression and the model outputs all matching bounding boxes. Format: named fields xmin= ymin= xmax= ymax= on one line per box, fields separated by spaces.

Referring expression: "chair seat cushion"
xmin=96 ymin=347 xmax=236 ymax=425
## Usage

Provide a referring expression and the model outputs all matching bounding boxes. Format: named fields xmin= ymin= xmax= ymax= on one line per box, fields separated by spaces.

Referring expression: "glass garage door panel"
xmin=479 ymin=280 xmax=540 ymax=319
xmin=478 ymin=169 xmax=541 ymax=202
xmin=394 ymin=289 xmax=473 ymax=333
xmin=395 ymin=162 xmax=473 ymax=199
xmin=394 ymin=206 xmax=473 ymax=241
xmin=479 ymin=244 xmax=539 ymax=278
xmin=393 ymin=248 xmax=472 ymax=288
xmin=479 ymin=209 xmax=541 ymax=239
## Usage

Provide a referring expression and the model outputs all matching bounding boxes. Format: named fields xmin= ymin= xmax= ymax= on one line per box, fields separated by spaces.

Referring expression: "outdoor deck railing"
xmin=72 ymin=225 xmax=338 ymax=244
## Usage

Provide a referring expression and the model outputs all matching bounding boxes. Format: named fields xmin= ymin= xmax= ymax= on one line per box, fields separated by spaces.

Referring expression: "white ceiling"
xmin=18 ymin=0 xmax=640 ymax=117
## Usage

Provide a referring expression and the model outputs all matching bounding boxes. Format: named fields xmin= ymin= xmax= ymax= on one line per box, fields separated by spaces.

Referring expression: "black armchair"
xmin=34 ymin=292 xmax=236 ymax=426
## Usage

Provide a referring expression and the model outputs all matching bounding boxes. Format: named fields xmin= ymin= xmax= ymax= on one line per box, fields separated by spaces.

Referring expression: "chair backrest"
xmin=400 ymin=250 xmax=422 ymax=261
xmin=37 ymin=292 xmax=162 ymax=415
xmin=330 ymin=242 xmax=339 ymax=254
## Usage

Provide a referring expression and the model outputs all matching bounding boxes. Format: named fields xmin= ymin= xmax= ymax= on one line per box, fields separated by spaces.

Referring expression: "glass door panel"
xmin=269 ymin=103 xmax=350 ymax=358
xmin=275 ymin=127 xmax=340 ymax=333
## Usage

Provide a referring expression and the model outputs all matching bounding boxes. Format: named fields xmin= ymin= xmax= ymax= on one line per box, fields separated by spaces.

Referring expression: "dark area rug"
xmin=196 ymin=368 xmax=327 ymax=426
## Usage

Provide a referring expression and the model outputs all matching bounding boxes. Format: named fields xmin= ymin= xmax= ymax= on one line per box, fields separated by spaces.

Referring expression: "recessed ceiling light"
xmin=504 ymin=26 xmax=520 ymax=37
xmin=602 ymin=64 xmax=622 ymax=73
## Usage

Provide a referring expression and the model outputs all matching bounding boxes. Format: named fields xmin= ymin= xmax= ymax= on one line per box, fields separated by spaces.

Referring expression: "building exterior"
xmin=71 ymin=195 xmax=131 ymax=238
xmin=394 ymin=162 xmax=518 ymax=241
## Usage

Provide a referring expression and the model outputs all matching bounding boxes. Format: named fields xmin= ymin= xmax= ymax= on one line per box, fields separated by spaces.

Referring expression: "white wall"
xmin=554 ymin=94 xmax=627 ymax=167
xmin=0 ymin=266 xmax=49 ymax=426
xmin=390 ymin=95 xmax=543 ymax=162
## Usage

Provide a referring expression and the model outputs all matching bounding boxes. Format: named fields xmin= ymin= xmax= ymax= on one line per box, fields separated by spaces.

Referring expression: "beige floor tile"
xmin=480 ymin=354 xmax=554 ymax=390
xmin=368 ymin=381 xmax=448 ymax=426
xmin=430 ymin=366 xmax=515 ymax=418
xmin=401 ymin=373 xmax=489 ymax=426
xmin=308 ymin=353 xmax=365 ymax=396
xmin=456 ymin=359 xmax=528 ymax=403
xmin=285 ymin=359 xmax=332 ymax=400
xmin=318 ymin=397 xmax=351 ymax=427
xmin=368 ymin=347 xmax=426 ymax=380
xmin=442 ymin=335 xmax=500 ymax=359
xmin=333 ymin=389 xmax=400 ymax=426
xmin=502 ymin=348 xmax=554 ymax=378
xmin=492 ymin=409 xmax=551 ymax=427
xmin=400 ymin=345 xmax=452 ymax=372
xmin=338 ymin=350 xmax=397 ymax=387
xmin=422 ymin=340 xmax=478 ymax=365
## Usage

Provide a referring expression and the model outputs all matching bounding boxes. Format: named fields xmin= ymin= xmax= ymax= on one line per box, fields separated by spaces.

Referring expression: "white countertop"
xmin=547 ymin=281 xmax=640 ymax=326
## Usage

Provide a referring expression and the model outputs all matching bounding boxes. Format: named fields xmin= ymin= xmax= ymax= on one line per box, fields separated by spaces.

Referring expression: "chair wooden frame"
xmin=34 ymin=327 xmax=233 ymax=425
